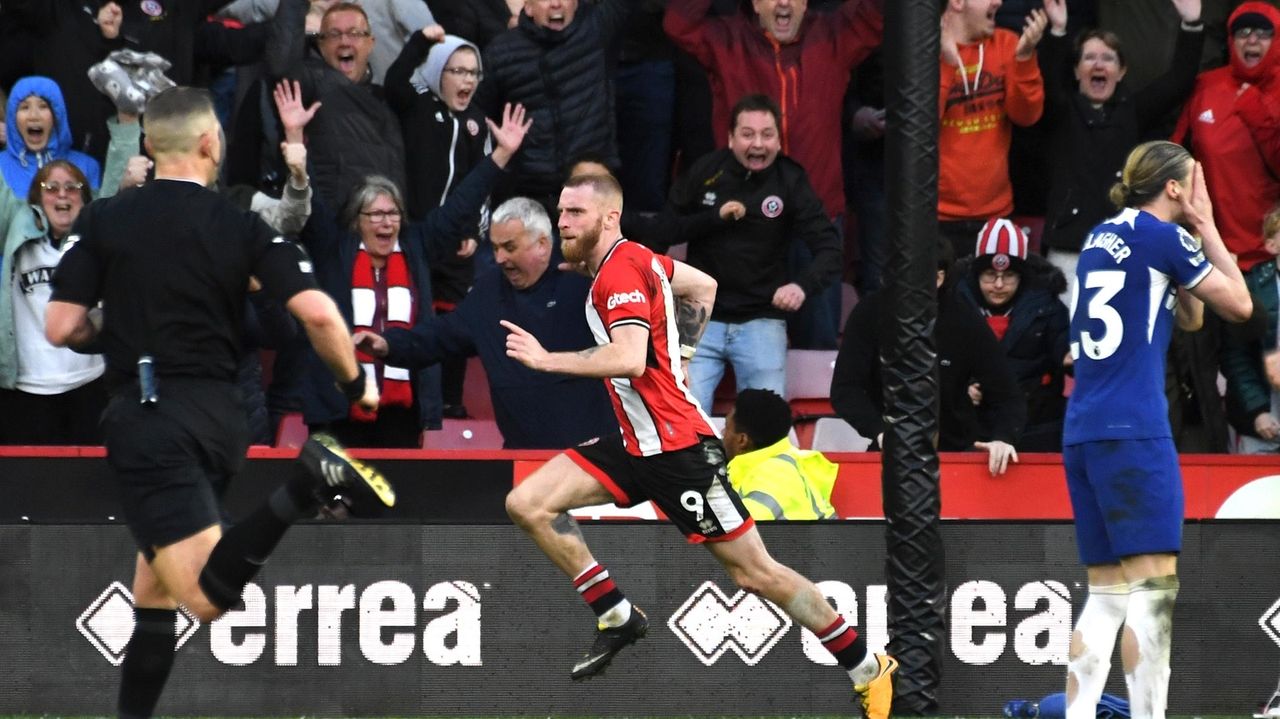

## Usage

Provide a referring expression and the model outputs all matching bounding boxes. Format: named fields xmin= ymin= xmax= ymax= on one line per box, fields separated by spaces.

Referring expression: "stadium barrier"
xmin=2 ymin=450 xmax=1278 ymax=715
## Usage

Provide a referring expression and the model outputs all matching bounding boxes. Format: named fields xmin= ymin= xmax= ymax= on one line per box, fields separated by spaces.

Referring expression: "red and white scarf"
xmin=350 ymin=243 xmax=415 ymax=421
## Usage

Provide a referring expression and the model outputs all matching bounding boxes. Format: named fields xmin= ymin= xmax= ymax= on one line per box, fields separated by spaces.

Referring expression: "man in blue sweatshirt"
xmin=353 ymin=196 xmax=617 ymax=448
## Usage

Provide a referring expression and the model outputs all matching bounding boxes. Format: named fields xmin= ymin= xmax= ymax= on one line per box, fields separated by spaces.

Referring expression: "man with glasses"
xmin=956 ymin=218 xmax=1070 ymax=452
xmin=266 ymin=0 xmax=406 ymax=209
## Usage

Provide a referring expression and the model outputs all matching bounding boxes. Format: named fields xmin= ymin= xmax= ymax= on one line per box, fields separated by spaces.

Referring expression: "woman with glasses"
xmin=1171 ymin=1 xmax=1280 ymax=272
xmin=0 ymin=161 xmax=104 ymax=443
xmin=295 ymin=103 xmax=531 ymax=447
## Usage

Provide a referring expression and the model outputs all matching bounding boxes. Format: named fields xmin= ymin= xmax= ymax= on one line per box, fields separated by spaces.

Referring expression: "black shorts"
xmin=102 ymin=379 xmax=248 ymax=558
xmin=568 ymin=433 xmax=754 ymax=543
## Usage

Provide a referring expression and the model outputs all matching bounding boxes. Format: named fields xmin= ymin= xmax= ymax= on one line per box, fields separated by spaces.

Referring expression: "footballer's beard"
xmin=562 ymin=218 xmax=603 ymax=265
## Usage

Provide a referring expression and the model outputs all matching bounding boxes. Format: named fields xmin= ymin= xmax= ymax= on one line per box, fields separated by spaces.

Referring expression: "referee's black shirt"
xmin=51 ymin=179 xmax=318 ymax=391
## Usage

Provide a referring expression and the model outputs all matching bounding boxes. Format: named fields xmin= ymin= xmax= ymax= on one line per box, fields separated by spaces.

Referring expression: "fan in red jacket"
xmin=663 ymin=0 xmax=882 ymax=220
xmin=1172 ymin=1 xmax=1280 ymax=271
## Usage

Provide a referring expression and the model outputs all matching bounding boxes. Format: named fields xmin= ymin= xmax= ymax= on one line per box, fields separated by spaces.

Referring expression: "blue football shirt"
xmin=1063 ymin=208 xmax=1213 ymax=445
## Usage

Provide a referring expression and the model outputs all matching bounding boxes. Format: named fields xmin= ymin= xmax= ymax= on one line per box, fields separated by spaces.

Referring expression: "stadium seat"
xmin=274 ymin=412 xmax=308 ymax=449
xmin=1010 ymin=215 xmax=1044 ymax=256
xmin=785 ymin=349 xmax=838 ymax=418
xmin=810 ymin=417 xmax=872 ymax=452
xmin=666 ymin=242 xmax=688 ymax=262
xmin=422 ymin=419 xmax=504 ymax=449
xmin=461 ymin=356 xmax=494 ymax=420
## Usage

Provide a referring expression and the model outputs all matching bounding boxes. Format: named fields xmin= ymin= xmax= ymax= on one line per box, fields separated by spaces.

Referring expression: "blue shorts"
xmin=1062 ymin=438 xmax=1184 ymax=565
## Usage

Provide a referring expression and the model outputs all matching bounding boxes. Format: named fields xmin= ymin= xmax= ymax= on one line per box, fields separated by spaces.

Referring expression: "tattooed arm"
xmin=670 ymin=260 xmax=717 ymax=352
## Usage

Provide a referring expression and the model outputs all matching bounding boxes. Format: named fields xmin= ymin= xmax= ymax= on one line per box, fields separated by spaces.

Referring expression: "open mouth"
xmin=1244 ymin=49 xmax=1265 ymax=65
xmin=337 ymin=49 xmax=357 ymax=75
xmin=774 ymin=9 xmax=792 ymax=35
xmin=1089 ymin=73 xmax=1109 ymax=93
xmin=546 ymin=12 xmax=566 ymax=30
xmin=455 ymin=88 xmax=472 ymax=104
xmin=23 ymin=124 xmax=48 ymax=147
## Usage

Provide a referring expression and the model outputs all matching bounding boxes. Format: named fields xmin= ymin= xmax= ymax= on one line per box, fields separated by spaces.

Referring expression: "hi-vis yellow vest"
xmin=726 ymin=437 xmax=838 ymax=520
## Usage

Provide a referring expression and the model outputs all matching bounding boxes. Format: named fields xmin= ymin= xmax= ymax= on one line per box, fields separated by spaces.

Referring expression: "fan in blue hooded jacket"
xmin=1 ymin=77 xmax=101 ymax=198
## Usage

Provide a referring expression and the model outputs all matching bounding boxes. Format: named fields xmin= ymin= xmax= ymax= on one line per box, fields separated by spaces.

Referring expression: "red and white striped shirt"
xmin=586 ymin=240 xmax=716 ymax=456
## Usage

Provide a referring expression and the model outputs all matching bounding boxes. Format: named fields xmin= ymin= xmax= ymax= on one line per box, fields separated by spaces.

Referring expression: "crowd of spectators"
xmin=1 ymin=0 xmax=1277 ymax=458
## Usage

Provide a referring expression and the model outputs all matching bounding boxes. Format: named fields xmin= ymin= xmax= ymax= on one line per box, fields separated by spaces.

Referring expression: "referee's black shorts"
xmin=567 ymin=432 xmax=754 ymax=544
xmin=102 ymin=378 xmax=249 ymax=558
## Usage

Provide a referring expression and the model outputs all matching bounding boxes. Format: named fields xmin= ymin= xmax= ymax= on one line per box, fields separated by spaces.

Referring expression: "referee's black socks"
xmin=117 ymin=607 xmax=177 ymax=719
xmin=197 ymin=477 xmax=313 ymax=611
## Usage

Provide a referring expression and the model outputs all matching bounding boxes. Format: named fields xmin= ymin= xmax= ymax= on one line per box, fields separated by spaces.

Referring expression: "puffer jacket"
xmin=478 ymin=0 xmax=631 ymax=203
xmin=266 ymin=0 xmax=406 ymax=210
xmin=956 ymin=254 xmax=1070 ymax=450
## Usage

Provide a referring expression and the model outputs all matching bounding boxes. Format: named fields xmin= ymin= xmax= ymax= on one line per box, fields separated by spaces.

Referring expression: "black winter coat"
xmin=266 ymin=0 xmax=406 ymax=210
xmin=667 ymin=149 xmax=842 ymax=322
xmin=478 ymin=1 xmax=631 ymax=204
xmin=831 ymin=287 xmax=1026 ymax=451
xmin=956 ymin=255 xmax=1070 ymax=451
xmin=1039 ymin=25 xmax=1202 ymax=253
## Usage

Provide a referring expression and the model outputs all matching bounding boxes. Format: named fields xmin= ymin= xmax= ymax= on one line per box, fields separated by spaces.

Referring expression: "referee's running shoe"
xmin=570 ymin=607 xmax=648 ymax=680
xmin=854 ymin=653 xmax=898 ymax=719
xmin=298 ymin=433 xmax=396 ymax=514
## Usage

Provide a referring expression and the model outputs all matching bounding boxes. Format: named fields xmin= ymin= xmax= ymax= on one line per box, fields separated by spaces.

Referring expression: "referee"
xmin=45 ymin=87 xmax=395 ymax=719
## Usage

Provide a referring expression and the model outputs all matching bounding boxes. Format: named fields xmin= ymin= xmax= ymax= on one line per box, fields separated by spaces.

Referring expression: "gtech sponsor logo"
xmin=79 ymin=580 xmax=483 ymax=667
xmin=669 ymin=579 xmax=1073 ymax=667
xmin=606 ymin=290 xmax=645 ymax=310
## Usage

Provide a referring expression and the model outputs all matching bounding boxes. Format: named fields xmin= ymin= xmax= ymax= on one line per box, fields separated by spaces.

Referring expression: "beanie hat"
xmin=1228 ymin=2 xmax=1280 ymax=83
xmin=1231 ymin=11 xmax=1274 ymax=35
xmin=973 ymin=218 xmax=1029 ymax=274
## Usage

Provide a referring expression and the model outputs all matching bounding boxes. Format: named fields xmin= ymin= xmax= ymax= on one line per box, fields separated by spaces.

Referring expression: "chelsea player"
xmin=1062 ymin=141 xmax=1252 ymax=719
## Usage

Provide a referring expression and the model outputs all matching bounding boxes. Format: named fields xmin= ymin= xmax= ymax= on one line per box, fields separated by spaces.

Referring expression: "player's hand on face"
xmin=975 ymin=440 xmax=1019 ymax=476
xmin=771 ymin=282 xmax=806 ymax=312
xmin=501 ymin=319 xmax=549 ymax=371
xmin=1180 ymin=161 xmax=1214 ymax=228
xmin=353 ymin=330 xmax=389 ymax=358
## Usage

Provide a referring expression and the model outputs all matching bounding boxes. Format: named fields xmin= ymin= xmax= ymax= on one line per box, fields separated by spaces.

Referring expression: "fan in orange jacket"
xmin=938 ymin=0 xmax=1046 ymax=223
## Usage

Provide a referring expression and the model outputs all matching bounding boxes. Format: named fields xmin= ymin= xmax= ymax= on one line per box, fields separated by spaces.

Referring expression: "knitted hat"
xmin=1231 ymin=11 xmax=1274 ymax=34
xmin=972 ymin=218 xmax=1028 ymax=274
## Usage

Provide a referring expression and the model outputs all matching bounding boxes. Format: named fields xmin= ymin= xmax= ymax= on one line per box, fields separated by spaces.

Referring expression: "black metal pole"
xmin=881 ymin=0 xmax=946 ymax=713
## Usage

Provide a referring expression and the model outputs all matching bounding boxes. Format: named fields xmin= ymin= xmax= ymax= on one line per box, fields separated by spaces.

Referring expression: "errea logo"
xmin=607 ymin=290 xmax=645 ymax=310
